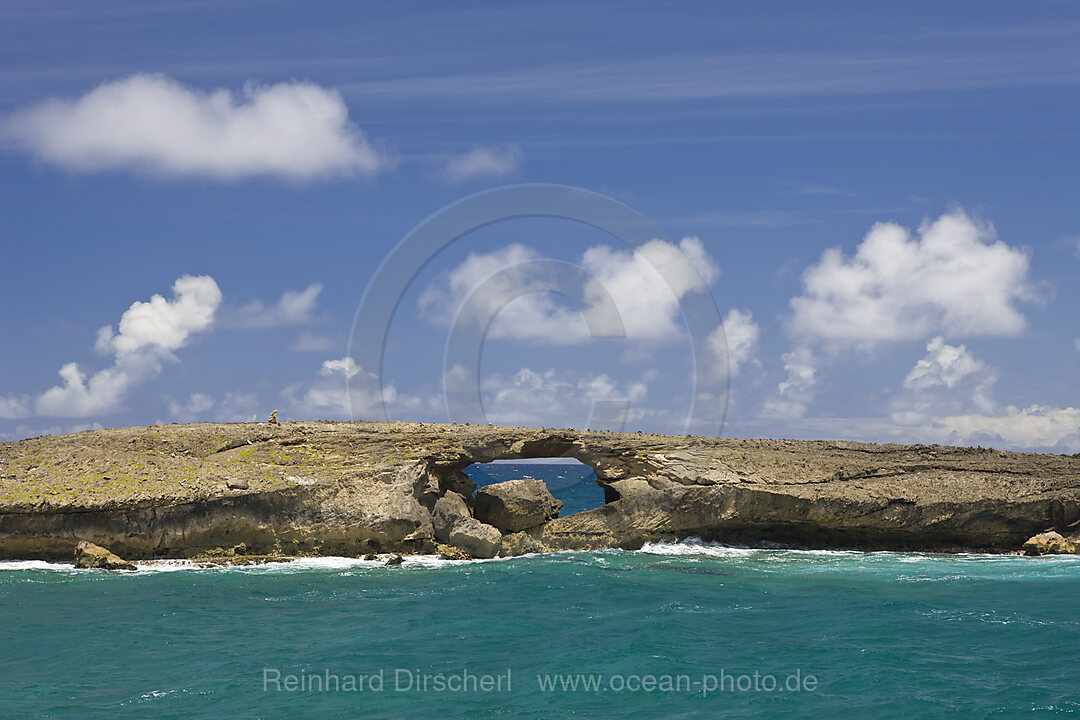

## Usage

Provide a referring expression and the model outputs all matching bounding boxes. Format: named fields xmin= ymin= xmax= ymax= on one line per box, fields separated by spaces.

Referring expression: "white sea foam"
xmin=0 ymin=560 xmax=75 ymax=571
xmin=637 ymin=538 xmax=1080 ymax=566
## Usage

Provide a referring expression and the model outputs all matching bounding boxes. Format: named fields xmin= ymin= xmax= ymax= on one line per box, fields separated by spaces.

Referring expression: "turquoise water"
xmin=3 ymin=547 xmax=1078 ymax=718
xmin=2 ymin=465 xmax=1079 ymax=718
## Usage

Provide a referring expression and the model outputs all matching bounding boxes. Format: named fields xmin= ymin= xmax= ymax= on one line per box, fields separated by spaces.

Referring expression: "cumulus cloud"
xmin=581 ymin=237 xmax=718 ymax=341
xmin=420 ymin=237 xmax=718 ymax=344
xmin=2 ymin=74 xmax=384 ymax=180
xmin=319 ymin=357 xmax=362 ymax=379
xmin=439 ymin=145 xmax=521 ymax=183
xmin=228 ymin=283 xmax=322 ymax=328
xmin=0 ymin=422 xmax=104 ymax=442
xmin=764 ymin=347 xmax=818 ymax=418
xmin=479 ymin=367 xmax=649 ymax=430
xmin=35 ymin=275 xmax=222 ymax=417
xmin=0 ymin=395 xmax=30 ymax=420
xmin=709 ymin=308 xmax=760 ymax=378
xmin=283 ymin=357 xmax=396 ymax=419
xmin=420 ymin=244 xmax=590 ymax=344
xmin=890 ymin=336 xmax=997 ymax=426
xmin=925 ymin=405 xmax=1080 ymax=452
xmin=789 ymin=210 xmax=1035 ymax=346
xmin=772 ymin=209 xmax=1035 ymax=418
xmin=903 ymin=336 xmax=987 ymax=391
xmin=165 ymin=391 xmax=260 ymax=423
xmin=94 ymin=275 xmax=222 ymax=359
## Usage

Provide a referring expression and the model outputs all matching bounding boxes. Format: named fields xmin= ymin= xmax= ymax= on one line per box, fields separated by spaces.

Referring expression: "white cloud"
xmin=581 ymin=237 xmax=717 ymax=341
xmin=890 ymin=336 xmax=997 ymax=426
xmin=479 ymin=367 xmax=649 ymax=429
xmin=35 ymin=275 xmax=221 ymax=417
xmin=0 ymin=422 xmax=105 ymax=442
xmin=2 ymin=74 xmax=384 ymax=180
xmin=95 ymin=275 xmax=222 ymax=359
xmin=439 ymin=145 xmax=521 ymax=183
xmin=229 ymin=283 xmax=322 ymax=328
xmin=0 ymin=395 xmax=30 ymax=419
xmin=903 ymin=336 xmax=986 ymax=390
xmin=162 ymin=391 xmax=260 ymax=423
xmin=420 ymin=244 xmax=590 ymax=344
xmin=925 ymin=405 xmax=1080 ymax=452
xmin=709 ymin=308 xmax=760 ymax=378
xmin=283 ymin=357 xmax=396 ymax=419
xmin=789 ymin=210 xmax=1035 ymax=346
xmin=319 ymin=357 xmax=362 ymax=379
xmin=764 ymin=347 xmax=818 ymax=419
xmin=420 ymin=237 xmax=719 ymax=345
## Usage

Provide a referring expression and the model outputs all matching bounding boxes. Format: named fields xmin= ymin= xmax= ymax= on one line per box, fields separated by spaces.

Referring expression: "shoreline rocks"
xmin=2 ymin=420 xmax=1080 ymax=561
xmin=74 ymin=541 xmax=136 ymax=571
xmin=1022 ymin=531 xmax=1078 ymax=556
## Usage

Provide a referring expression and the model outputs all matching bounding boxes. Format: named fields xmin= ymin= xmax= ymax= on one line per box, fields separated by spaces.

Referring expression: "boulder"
xmin=432 ymin=491 xmax=502 ymax=558
xmin=1022 ymin=531 xmax=1077 ymax=556
xmin=447 ymin=517 xmax=502 ymax=559
xmin=474 ymin=478 xmax=563 ymax=532
xmin=432 ymin=491 xmax=471 ymax=543
xmin=74 ymin=541 xmax=136 ymax=570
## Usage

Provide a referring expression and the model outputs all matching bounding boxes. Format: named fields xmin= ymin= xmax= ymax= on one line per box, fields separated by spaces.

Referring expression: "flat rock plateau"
xmin=1 ymin=421 xmax=1078 ymax=561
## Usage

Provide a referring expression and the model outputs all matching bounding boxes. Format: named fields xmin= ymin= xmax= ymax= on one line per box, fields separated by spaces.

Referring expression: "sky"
xmin=1 ymin=1 xmax=1079 ymax=452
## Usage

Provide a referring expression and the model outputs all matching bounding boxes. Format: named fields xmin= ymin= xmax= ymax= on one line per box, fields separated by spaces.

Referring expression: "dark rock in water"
xmin=73 ymin=541 xmax=136 ymax=570
xmin=475 ymin=478 xmax=562 ymax=532
xmin=1022 ymin=531 xmax=1077 ymax=556
xmin=363 ymin=553 xmax=379 ymax=561
xmin=383 ymin=554 xmax=405 ymax=566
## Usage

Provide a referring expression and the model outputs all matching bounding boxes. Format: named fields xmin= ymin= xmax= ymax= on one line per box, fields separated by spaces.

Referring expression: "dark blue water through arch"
xmin=463 ymin=460 xmax=606 ymax=516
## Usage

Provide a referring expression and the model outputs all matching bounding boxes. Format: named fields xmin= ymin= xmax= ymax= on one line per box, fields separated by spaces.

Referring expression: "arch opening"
xmin=463 ymin=458 xmax=606 ymax=516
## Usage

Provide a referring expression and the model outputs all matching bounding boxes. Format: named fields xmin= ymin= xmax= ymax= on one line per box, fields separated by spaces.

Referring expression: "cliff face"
xmin=1 ymin=421 xmax=1078 ymax=560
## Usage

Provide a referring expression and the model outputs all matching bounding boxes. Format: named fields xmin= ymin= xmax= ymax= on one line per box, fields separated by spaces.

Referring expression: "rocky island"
xmin=1 ymin=421 xmax=1078 ymax=563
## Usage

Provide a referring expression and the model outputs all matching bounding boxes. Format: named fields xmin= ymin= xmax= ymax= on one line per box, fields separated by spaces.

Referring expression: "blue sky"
xmin=1 ymin=1 xmax=1079 ymax=451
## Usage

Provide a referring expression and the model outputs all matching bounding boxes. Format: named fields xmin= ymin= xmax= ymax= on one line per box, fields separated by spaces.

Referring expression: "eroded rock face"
xmin=74 ymin=541 xmax=136 ymax=570
xmin=1022 ymin=531 xmax=1077 ymax=556
xmin=2 ymin=421 xmax=1080 ymax=560
xmin=474 ymin=478 xmax=563 ymax=532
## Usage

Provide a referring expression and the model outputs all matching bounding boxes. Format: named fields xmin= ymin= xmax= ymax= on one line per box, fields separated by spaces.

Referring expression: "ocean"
xmin=1 ymin=463 xmax=1078 ymax=718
